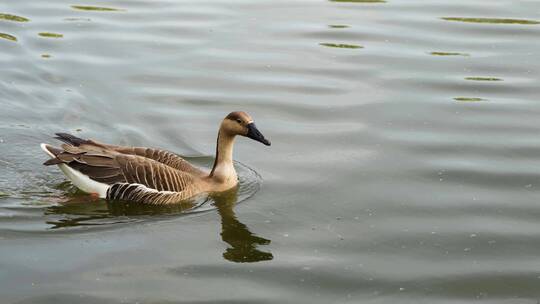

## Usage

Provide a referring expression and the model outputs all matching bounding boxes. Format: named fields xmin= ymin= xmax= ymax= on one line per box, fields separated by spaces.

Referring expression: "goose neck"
xmin=210 ymin=130 xmax=237 ymax=182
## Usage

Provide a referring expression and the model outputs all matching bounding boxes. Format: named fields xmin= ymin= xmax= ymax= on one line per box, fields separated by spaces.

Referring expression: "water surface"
xmin=2 ymin=0 xmax=540 ymax=303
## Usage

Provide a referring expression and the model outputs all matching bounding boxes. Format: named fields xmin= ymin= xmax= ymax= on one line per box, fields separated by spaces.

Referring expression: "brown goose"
xmin=40 ymin=111 xmax=271 ymax=204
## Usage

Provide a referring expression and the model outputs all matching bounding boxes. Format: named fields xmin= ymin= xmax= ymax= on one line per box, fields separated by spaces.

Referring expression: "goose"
xmin=40 ymin=111 xmax=271 ymax=204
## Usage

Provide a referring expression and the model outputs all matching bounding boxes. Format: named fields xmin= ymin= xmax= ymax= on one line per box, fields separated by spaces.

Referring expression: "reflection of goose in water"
xmin=44 ymin=181 xmax=198 ymax=229
xmin=212 ymin=188 xmax=273 ymax=263
xmin=45 ymin=186 xmax=273 ymax=263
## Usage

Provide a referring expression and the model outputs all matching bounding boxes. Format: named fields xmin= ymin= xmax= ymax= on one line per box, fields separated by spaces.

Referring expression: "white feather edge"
xmin=40 ymin=143 xmax=109 ymax=198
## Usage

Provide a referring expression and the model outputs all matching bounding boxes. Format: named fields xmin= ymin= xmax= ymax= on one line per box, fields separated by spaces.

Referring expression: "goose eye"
xmin=236 ymin=119 xmax=242 ymax=124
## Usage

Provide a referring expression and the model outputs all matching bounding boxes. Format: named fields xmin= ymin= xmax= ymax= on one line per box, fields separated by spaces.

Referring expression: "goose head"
xmin=221 ymin=111 xmax=271 ymax=146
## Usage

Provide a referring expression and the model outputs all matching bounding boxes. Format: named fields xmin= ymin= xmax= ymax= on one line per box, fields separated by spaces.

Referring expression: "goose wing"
xmin=114 ymin=154 xmax=198 ymax=193
xmin=111 ymin=146 xmax=206 ymax=177
xmin=52 ymin=133 xmax=206 ymax=176
xmin=45 ymin=144 xmax=199 ymax=193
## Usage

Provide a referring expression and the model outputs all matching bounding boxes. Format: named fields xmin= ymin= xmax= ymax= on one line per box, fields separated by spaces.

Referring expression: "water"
xmin=1 ymin=0 xmax=540 ymax=302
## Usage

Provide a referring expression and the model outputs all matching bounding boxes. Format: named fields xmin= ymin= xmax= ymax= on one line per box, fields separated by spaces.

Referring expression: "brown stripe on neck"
xmin=209 ymin=130 xmax=220 ymax=177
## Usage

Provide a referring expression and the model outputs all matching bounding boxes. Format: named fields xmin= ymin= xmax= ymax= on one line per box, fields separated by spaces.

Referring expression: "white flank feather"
xmin=40 ymin=143 xmax=110 ymax=198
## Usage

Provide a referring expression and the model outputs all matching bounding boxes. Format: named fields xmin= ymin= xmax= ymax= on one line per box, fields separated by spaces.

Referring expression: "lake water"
xmin=2 ymin=0 xmax=540 ymax=303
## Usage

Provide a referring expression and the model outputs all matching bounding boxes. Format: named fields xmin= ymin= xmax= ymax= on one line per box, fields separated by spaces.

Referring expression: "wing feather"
xmin=115 ymin=154 xmax=197 ymax=193
xmin=110 ymin=146 xmax=206 ymax=176
xmin=106 ymin=183 xmax=196 ymax=205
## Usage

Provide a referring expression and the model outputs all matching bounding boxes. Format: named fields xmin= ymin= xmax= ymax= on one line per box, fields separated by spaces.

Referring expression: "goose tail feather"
xmin=40 ymin=143 xmax=64 ymax=165
xmin=53 ymin=133 xmax=90 ymax=146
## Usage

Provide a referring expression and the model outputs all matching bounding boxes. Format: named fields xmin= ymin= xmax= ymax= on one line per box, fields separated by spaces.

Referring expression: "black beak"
xmin=246 ymin=123 xmax=271 ymax=146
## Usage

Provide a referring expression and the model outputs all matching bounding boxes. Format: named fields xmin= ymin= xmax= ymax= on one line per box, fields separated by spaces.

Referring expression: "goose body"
xmin=41 ymin=111 xmax=270 ymax=204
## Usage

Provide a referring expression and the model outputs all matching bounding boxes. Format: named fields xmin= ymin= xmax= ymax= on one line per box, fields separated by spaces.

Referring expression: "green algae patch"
xmin=0 ymin=13 xmax=29 ymax=22
xmin=329 ymin=25 xmax=350 ymax=29
xmin=465 ymin=77 xmax=502 ymax=81
xmin=0 ymin=33 xmax=17 ymax=42
xmin=39 ymin=32 xmax=64 ymax=38
xmin=430 ymin=51 xmax=469 ymax=57
xmin=41 ymin=54 xmax=52 ymax=58
xmin=71 ymin=5 xmax=122 ymax=11
xmin=320 ymin=43 xmax=363 ymax=49
xmin=330 ymin=0 xmax=386 ymax=3
xmin=454 ymin=97 xmax=485 ymax=102
xmin=442 ymin=17 xmax=540 ymax=25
